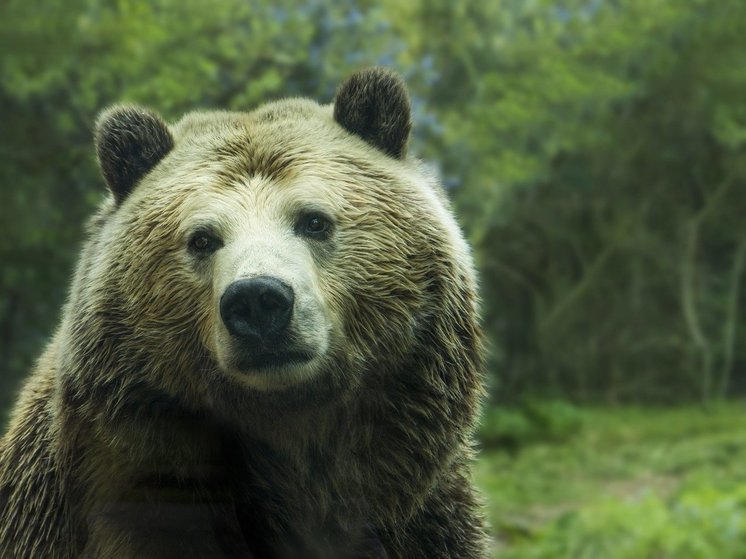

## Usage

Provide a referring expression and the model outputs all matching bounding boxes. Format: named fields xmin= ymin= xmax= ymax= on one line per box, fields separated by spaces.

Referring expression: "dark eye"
xmin=188 ymin=231 xmax=222 ymax=255
xmin=297 ymin=212 xmax=333 ymax=240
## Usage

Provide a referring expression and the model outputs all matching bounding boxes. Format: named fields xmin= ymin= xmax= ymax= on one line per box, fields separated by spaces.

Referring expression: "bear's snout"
xmin=220 ymin=276 xmax=294 ymax=344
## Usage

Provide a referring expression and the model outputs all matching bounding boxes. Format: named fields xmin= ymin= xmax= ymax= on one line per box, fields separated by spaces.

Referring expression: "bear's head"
xmin=69 ymin=68 xmax=479 ymax=429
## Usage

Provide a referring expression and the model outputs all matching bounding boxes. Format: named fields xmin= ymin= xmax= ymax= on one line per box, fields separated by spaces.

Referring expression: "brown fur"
xmin=0 ymin=68 xmax=488 ymax=558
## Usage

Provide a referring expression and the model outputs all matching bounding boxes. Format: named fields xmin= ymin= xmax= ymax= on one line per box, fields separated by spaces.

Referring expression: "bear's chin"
xmin=221 ymin=354 xmax=323 ymax=392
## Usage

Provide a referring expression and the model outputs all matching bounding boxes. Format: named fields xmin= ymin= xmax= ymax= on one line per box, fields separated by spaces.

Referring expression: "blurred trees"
xmin=1 ymin=0 xmax=745 ymax=419
xmin=393 ymin=0 xmax=746 ymax=404
xmin=445 ymin=0 xmax=746 ymax=404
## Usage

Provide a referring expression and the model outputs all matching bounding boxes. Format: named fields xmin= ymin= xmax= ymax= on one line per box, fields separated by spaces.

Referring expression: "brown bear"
xmin=0 ymin=68 xmax=487 ymax=558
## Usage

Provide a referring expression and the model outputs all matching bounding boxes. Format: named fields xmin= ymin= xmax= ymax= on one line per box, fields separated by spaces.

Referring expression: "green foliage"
xmin=455 ymin=0 xmax=746 ymax=404
xmin=479 ymin=400 xmax=586 ymax=449
xmin=504 ymin=486 xmax=746 ymax=559
xmin=476 ymin=403 xmax=746 ymax=557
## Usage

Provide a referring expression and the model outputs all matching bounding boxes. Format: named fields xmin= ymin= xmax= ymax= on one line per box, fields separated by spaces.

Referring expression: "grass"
xmin=475 ymin=402 xmax=746 ymax=558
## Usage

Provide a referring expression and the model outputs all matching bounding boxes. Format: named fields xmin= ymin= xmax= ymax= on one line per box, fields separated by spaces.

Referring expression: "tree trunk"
xmin=717 ymin=236 xmax=746 ymax=399
xmin=680 ymin=220 xmax=713 ymax=404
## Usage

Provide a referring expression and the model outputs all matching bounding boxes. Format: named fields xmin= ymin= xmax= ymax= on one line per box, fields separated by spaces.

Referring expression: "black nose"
xmin=220 ymin=277 xmax=294 ymax=342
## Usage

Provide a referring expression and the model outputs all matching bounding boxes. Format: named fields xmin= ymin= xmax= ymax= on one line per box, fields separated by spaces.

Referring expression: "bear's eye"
xmin=296 ymin=212 xmax=333 ymax=241
xmin=188 ymin=231 xmax=222 ymax=255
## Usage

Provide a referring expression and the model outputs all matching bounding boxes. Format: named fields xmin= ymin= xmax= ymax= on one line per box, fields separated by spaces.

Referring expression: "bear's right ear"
xmin=95 ymin=105 xmax=174 ymax=204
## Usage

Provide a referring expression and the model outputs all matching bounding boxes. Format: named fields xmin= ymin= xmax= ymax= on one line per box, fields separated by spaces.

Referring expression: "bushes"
xmin=502 ymin=484 xmax=746 ymax=559
xmin=476 ymin=404 xmax=746 ymax=558
xmin=479 ymin=400 xmax=586 ymax=450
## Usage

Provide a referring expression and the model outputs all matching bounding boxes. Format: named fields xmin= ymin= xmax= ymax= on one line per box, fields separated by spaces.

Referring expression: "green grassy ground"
xmin=475 ymin=403 xmax=746 ymax=558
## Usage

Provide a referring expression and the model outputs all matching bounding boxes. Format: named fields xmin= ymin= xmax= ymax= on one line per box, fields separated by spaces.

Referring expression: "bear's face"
xmin=156 ymin=145 xmax=345 ymax=393
xmin=91 ymin=69 xmax=452 ymax=409
xmin=192 ymin=180 xmax=332 ymax=391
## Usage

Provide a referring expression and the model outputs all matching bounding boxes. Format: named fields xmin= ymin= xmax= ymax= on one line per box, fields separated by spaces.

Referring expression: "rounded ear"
xmin=333 ymin=67 xmax=412 ymax=159
xmin=95 ymin=105 xmax=174 ymax=204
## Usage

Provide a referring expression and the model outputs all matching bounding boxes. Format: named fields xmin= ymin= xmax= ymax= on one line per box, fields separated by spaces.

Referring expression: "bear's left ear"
xmin=95 ymin=105 xmax=174 ymax=204
xmin=333 ymin=67 xmax=412 ymax=159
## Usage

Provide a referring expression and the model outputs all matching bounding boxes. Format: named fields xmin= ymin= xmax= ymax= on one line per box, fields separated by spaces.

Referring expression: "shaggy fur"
xmin=0 ymin=68 xmax=488 ymax=558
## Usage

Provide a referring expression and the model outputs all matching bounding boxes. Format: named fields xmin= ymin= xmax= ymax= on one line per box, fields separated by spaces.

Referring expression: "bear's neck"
xmin=233 ymin=386 xmax=441 ymax=539
xmin=234 ymin=403 xmax=394 ymax=555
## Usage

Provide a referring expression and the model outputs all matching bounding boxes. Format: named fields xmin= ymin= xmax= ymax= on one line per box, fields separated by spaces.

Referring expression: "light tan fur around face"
xmin=1 ymin=69 xmax=488 ymax=558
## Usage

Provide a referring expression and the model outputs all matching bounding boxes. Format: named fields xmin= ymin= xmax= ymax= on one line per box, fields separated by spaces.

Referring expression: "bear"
xmin=0 ymin=68 xmax=487 ymax=558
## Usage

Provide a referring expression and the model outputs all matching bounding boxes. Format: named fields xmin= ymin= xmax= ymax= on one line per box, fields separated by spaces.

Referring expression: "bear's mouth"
xmin=236 ymin=351 xmax=314 ymax=372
